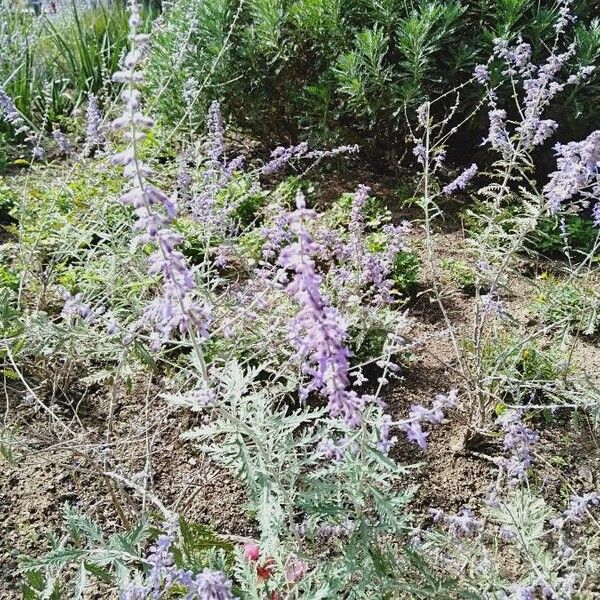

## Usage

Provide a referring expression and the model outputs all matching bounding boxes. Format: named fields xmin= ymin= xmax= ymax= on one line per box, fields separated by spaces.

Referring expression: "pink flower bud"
xmin=243 ymin=542 xmax=260 ymax=561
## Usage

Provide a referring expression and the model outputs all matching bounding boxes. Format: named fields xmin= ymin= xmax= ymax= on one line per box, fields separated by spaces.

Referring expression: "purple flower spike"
xmin=442 ymin=164 xmax=478 ymax=195
xmin=544 ymin=130 xmax=600 ymax=217
xmin=110 ymin=0 xmax=212 ymax=350
xmin=120 ymin=520 xmax=234 ymax=600
xmin=279 ymin=192 xmax=368 ymax=428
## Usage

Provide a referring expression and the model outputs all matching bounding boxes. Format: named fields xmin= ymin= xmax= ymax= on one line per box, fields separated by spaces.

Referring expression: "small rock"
xmin=578 ymin=464 xmax=594 ymax=485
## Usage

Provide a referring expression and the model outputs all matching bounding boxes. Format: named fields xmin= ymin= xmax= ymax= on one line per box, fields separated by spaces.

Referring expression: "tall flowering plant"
xmin=278 ymin=192 xmax=366 ymax=428
xmin=110 ymin=0 xmax=212 ymax=354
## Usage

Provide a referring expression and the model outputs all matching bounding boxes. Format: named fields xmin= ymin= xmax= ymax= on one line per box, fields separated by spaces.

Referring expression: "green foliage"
xmin=40 ymin=3 xmax=131 ymax=104
xmin=0 ymin=1 xmax=153 ymax=150
xmin=0 ymin=175 xmax=17 ymax=215
xmin=349 ymin=325 xmax=391 ymax=363
xmin=532 ymin=273 xmax=600 ymax=335
xmin=391 ymin=249 xmax=421 ymax=294
xmin=20 ymin=505 xmax=151 ymax=599
xmin=173 ymin=518 xmax=236 ymax=573
xmin=440 ymin=258 xmax=477 ymax=293
xmin=181 ymin=360 xmax=420 ymax=597
xmin=463 ymin=200 xmax=598 ymax=264
xmin=464 ymin=325 xmax=572 ymax=409
xmin=147 ymin=0 xmax=600 ymax=153
xmin=528 ymin=215 xmax=598 ymax=258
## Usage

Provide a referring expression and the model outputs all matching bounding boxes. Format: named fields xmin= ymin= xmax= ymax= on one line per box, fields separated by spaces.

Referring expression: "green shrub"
xmin=464 ymin=328 xmax=573 ymax=410
xmin=527 ymin=215 xmax=598 ymax=259
xmin=147 ymin=0 xmax=600 ymax=155
xmin=390 ymin=250 xmax=421 ymax=295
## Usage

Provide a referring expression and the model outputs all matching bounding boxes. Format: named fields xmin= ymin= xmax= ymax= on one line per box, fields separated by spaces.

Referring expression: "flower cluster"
xmin=479 ymin=12 xmax=595 ymax=160
xmin=0 ymin=87 xmax=29 ymax=135
xmin=121 ymin=526 xmax=234 ymax=600
xmin=327 ymin=186 xmax=411 ymax=305
xmin=85 ymin=92 xmax=104 ymax=156
xmin=261 ymin=213 xmax=294 ymax=260
xmin=190 ymin=101 xmax=245 ymax=229
xmin=278 ymin=192 xmax=366 ymax=427
xmin=61 ymin=290 xmax=99 ymax=323
xmin=379 ymin=389 xmax=458 ymax=452
xmin=543 ymin=130 xmax=600 ymax=221
xmin=483 ymin=108 xmax=513 ymax=155
xmin=429 ymin=507 xmax=483 ymax=539
xmin=551 ymin=491 xmax=600 ymax=529
xmin=260 ymin=142 xmax=359 ymax=175
xmin=496 ymin=410 xmax=539 ymax=485
xmin=52 ymin=129 xmax=72 ymax=156
xmin=111 ymin=0 xmax=211 ymax=351
xmin=0 ymin=86 xmax=44 ymax=158
xmin=442 ymin=163 xmax=478 ymax=195
xmin=317 ymin=435 xmax=357 ymax=460
xmin=260 ymin=142 xmax=309 ymax=175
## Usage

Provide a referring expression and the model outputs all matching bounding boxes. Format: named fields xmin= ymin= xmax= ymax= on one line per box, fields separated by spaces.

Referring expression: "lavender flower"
xmin=175 ymin=154 xmax=193 ymax=205
xmin=442 ymin=163 xmax=478 ymax=195
xmin=31 ymin=144 xmax=45 ymax=161
xmin=279 ymin=192 xmax=366 ymax=427
xmin=52 ymin=129 xmax=72 ymax=155
xmin=182 ymin=76 xmax=198 ymax=110
xmin=61 ymin=290 xmax=97 ymax=323
xmin=317 ymin=518 xmax=355 ymax=538
xmin=562 ymin=492 xmax=599 ymax=524
xmin=430 ymin=507 xmax=483 ymax=539
xmin=593 ymin=200 xmax=600 ymax=227
xmin=259 ymin=141 xmax=358 ymax=181
xmin=377 ymin=414 xmax=397 ymax=453
xmin=0 ymin=87 xmax=29 ymax=134
xmin=261 ymin=213 xmax=293 ymax=259
xmin=544 ymin=130 xmax=600 ymax=216
xmin=446 ymin=508 xmax=483 ymax=538
xmin=260 ymin=142 xmax=309 ymax=175
xmin=111 ymin=0 xmax=211 ymax=351
xmin=499 ymin=524 xmax=516 ymax=541
xmin=330 ymin=186 xmax=411 ymax=305
xmin=496 ymin=410 xmax=539 ymax=485
xmin=504 ymin=585 xmax=536 ymax=600
xmin=483 ymin=109 xmax=513 ymax=155
xmin=480 ymin=291 xmax=508 ymax=319
xmin=517 ymin=118 xmax=558 ymax=148
xmin=412 ymin=141 xmax=426 ymax=165
xmin=189 ymin=101 xmax=245 ymax=228
xmin=554 ymin=0 xmax=575 ymax=34
xmin=402 ymin=420 xmax=429 ymax=449
xmin=318 ymin=436 xmax=357 ymax=460
xmin=85 ymin=92 xmax=104 ymax=155
xmin=474 ymin=64 xmax=490 ymax=84
xmin=380 ymin=389 xmax=458 ymax=451
xmin=408 ymin=389 xmax=457 ymax=448
xmin=206 ymin=99 xmax=224 ymax=162
xmin=295 ymin=517 xmax=356 ymax=539
xmin=305 ymin=143 xmax=359 ymax=160
xmin=483 ymin=30 xmax=592 ymax=163
xmin=494 ymin=39 xmax=532 ymax=76
xmin=121 ymin=522 xmax=234 ymax=600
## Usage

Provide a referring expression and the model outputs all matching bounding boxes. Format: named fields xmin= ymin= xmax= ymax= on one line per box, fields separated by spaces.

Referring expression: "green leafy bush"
xmin=147 ymin=0 xmax=600 ymax=155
